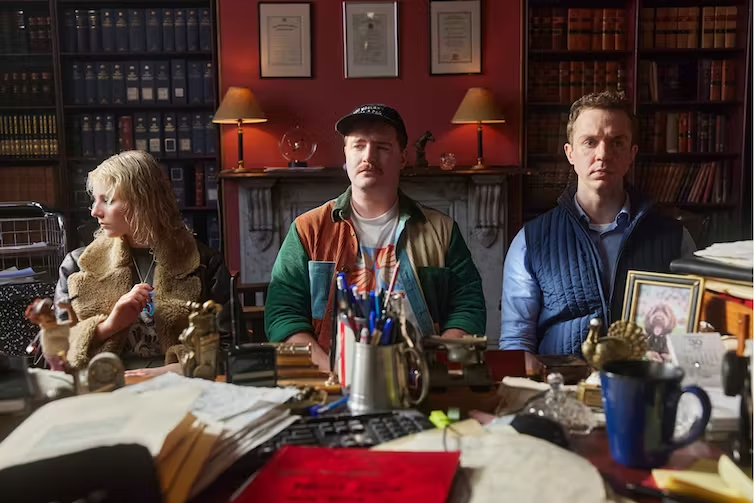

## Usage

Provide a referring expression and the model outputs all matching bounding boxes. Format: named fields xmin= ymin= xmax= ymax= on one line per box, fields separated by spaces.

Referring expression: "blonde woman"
xmin=54 ymin=150 xmax=233 ymax=375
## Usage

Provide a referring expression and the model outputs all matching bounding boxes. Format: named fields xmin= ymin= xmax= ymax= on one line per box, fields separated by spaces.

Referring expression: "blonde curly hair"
xmin=87 ymin=150 xmax=193 ymax=251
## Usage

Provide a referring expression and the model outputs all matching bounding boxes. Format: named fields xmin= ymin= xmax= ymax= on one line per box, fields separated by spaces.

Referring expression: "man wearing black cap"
xmin=264 ymin=104 xmax=486 ymax=371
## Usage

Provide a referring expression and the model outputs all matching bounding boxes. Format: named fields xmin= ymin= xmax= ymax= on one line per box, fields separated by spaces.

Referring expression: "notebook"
xmin=232 ymin=445 xmax=460 ymax=503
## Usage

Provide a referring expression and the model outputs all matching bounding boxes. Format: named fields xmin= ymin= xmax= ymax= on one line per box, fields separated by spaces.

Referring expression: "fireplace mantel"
xmin=234 ymin=168 xmax=518 ymax=348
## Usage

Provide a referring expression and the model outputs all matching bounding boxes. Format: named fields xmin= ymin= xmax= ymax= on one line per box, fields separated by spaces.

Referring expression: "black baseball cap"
xmin=335 ymin=104 xmax=408 ymax=149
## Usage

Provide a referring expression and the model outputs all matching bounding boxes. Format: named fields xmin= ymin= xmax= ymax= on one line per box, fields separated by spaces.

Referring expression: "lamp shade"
xmin=212 ymin=86 xmax=268 ymax=124
xmin=451 ymin=87 xmax=506 ymax=124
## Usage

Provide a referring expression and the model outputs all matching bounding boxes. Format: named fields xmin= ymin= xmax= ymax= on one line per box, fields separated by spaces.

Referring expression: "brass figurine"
xmin=581 ymin=318 xmax=647 ymax=370
xmin=413 ymin=131 xmax=435 ymax=168
xmin=25 ymin=298 xmax=78 ymax=372
xmin=179 ymin=300 xmax=222 ymax=380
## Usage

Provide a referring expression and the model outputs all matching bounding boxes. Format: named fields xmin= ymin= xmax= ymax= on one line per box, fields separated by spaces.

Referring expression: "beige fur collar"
xmin=77 ymin=236 xmax=200 ymax=281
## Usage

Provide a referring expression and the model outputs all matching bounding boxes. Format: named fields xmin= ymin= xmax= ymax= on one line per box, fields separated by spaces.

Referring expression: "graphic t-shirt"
xmin=124 ymin=248 xmax=162 ymax=359
xmin=349 ymin=202 xmax=401 ymax=294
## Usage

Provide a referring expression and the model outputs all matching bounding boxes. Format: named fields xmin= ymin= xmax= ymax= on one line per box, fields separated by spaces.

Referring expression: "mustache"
xmin=358 ymin=162 xmax=382 ymax=174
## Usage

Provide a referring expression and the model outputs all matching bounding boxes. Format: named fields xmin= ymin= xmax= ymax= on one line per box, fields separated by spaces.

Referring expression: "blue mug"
xmin=600 ymin=360 xmax=712 ymax=469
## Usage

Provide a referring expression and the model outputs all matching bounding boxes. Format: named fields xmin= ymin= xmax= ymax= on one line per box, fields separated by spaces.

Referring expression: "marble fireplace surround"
xmin=237 ymin=170 xmax=511 ymax=348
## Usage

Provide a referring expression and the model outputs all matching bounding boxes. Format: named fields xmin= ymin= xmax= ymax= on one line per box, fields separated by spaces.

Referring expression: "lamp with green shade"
xmin=212 ymin=86 xmax=267 ymax=172
xmin=451 ymin=87 xmax=506 ymax=169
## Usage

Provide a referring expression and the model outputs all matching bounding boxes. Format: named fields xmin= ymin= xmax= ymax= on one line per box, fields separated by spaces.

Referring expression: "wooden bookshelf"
xmin=0 ymin=0 xmax=224 ymax=250
xmin=0 ymin=2 xmax=60 ymax=210
xmin=521 ymin=0 xmax=752 ymax=246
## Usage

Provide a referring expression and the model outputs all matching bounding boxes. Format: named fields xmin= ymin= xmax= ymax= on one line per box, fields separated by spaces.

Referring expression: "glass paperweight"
xmin=280 ymin=125 xmax=317 ymax=167
xmin=524 ymin=373 xmax=597 ymax=436
xmin=440 ymin=152 xmax=456 ymax=171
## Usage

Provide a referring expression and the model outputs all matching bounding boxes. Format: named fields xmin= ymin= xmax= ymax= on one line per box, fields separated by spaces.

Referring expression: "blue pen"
xmin=368 ymin=310 xmax=377 ymax=335
xmin=309 ymin=394 xmax=350 ymax=416
xmin=380 ymin=318 xmax=394 ymax=345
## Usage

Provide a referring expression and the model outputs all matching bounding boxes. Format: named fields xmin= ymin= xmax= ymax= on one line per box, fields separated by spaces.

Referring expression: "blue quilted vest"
xmin=524 ymin=186 xmax=683 ymax=355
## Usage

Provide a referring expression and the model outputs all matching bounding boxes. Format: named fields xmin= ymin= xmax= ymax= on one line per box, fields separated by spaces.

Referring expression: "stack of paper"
xmin=0 ymin=384 xmax=203 ymax=500
xmin=373 ymin=419 xmax=607 ymax=503
xmin=653 ymin=455 xmax=753 ymax=503
xmin=0 ymin=266 xmax=42 ymax=285
xmin=116 ymin=373 xmax=300 ymax=500
xmin=0 ymin=376 xmax=300 ymax=503
xmin=695 ymin=241 xmax=754 ymax=270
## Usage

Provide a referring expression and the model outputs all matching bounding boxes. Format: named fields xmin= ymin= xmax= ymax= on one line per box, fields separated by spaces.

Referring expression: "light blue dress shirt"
xmin=499 ymin=195 xmax=696 ymax=351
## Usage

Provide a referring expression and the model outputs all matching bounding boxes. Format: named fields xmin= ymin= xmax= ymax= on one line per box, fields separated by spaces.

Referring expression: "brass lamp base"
xmin=471 ymin=157 xmax=486 ymax=169
xmin=232 ymin=159 xmax=252 ymax=173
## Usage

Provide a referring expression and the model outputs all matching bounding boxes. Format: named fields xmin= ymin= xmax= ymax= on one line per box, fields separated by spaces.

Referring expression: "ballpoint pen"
xmin=380 ymin=317 xmax=394 ymax=345
xmin=309 ymin=394 xmax=350 ymax=416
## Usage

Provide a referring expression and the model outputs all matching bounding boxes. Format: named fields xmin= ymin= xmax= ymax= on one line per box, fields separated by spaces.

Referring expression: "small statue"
xmin=581 ymin=318 xmax=647 ymax=370
xmin=178 ymin=300 xmax=222 ymax=380
xmin=25 ymin=298 xmax=78 ymax=372
xmin=413 ymin=131 xmax=435 ymax=168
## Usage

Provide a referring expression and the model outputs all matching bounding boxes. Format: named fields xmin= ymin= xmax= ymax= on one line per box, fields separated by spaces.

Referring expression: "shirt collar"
xmin=331 ymin=186 xmax=426 ymax=223
xmin=573 ymin=193 xmax=631 ymax=226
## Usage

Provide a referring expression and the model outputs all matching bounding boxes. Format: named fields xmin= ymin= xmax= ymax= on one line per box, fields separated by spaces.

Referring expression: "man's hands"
xmin=524 ymin=351 xmax=544 ymax=377
xmin=124 ymin=363 xmax=181 ymax=378
xmin=286 ymin=332 xmax=330 ymax=372
xmin=95 ymin=283 xmax=152 ymax=344
xmin=440 ymin=328 xmax=469 ymax=339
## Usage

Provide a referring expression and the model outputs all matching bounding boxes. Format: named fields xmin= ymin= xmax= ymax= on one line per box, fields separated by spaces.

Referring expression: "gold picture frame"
xmin=622 ymin=270 xmax=705 ymax=361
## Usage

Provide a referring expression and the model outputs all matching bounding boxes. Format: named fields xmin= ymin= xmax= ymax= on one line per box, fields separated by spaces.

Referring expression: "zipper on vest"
xmin=572 ymin=217 xmax=609 ymax=321
xmin=607 ymin=210 xmax=650 ymax=321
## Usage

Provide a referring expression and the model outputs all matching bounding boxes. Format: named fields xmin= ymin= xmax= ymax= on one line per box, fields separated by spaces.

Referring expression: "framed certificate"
xmin=259 ymin=3 xmax=312 ymax=78
xmin=430 ymin=0 xmax=482 ymax=75
xmin=342 ymin=1 xmax=399 ymax=78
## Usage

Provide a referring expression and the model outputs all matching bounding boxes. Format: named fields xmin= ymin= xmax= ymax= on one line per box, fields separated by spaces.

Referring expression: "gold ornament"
xmin=581 ymin=318 xmax=647 ymax=370
xmin=178 ymin=300 xmax=222 ymax=380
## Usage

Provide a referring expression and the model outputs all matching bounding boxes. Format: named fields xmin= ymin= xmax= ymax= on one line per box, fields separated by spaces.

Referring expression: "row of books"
xmin=61 ymin=8 xmax=212 ymax=54
xmin=638 ymin=60 xmax=737 ymax=103
xmin=638 ymin=112 xmax=727 ymax=154
xmin=527 ymin=113 xmax=568 ymax=154
xmin=524 ymin=161 xmax=576 ymax=209
xmin=66 ymin=60 xmax=213 ymax=106
xmin=528 ymin=60 xmax=624 ymax=103
xmin=0 ymin=9 xmax=51 ymax=54
xmin=165 ymin=161 xmax=218 ymax=209
xmin=0 ymin=113 xmax=57 ymax=159
xmin=639 ymin=6 xmax=738 ymax=50
xmin=0 ymin=165 xmax=56 ymax=207
xmin=528 ymin=8 xmax=627 ymax=51
xmin=635 ymin=161 xmax=730 ymax=205
xmin=69 ymin=112 xmax=215 ymax=158
xmin=527 ymin=110 xmax=731 ymax=156
xmin=0 ymin=71 xmax=55 ymax=106
xmin=184 ymin=213 xmax=220 ymax=251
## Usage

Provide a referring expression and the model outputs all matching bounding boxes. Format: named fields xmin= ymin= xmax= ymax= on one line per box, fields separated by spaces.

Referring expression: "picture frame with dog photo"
xmin=622 ymin=270 xmax=705 ymax=362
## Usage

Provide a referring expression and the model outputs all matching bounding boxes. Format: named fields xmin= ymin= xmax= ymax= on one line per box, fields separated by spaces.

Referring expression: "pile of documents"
xmin=695 ymin=240 xmax=754 ymax=270
xmin=652 ymin=455 xmax=753 ymax=503
xmin=0 ymin=374 xmax=299 ymax=503
xmin=0 ymin=266 xmax=42 ymax=285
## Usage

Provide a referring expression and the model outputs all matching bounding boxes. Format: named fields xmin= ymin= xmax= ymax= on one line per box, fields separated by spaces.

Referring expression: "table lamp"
xmin=213 ymin=86 xmax=267 ymax=172
xmin=451 ymin=87 xmax=505 ymax=169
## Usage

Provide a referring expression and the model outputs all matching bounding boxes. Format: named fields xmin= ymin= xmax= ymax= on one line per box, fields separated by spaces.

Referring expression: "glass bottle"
xmin=524 ymin=372 xmax=597 ymax=436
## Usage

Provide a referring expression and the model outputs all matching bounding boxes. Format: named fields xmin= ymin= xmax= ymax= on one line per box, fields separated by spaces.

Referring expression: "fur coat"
xmin=54 ymin=235 xmax=232 ymax=369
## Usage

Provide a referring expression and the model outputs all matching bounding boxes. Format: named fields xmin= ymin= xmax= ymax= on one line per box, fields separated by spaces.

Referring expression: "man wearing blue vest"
xmin=500 ymin=90 xmax=695 ymax=371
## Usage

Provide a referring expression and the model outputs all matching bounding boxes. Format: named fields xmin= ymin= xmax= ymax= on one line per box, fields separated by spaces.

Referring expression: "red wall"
xmin=218 ymin=0 xmax=522 ymax=272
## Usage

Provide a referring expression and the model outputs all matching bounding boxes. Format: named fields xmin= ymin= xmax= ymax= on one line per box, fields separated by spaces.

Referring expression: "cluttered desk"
xmin=0 ymin=274 xmax=752 ymax=503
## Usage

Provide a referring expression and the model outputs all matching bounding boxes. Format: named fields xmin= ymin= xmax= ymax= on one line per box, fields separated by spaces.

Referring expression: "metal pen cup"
xmin=347 ymin=342 xmax=429 ymax=415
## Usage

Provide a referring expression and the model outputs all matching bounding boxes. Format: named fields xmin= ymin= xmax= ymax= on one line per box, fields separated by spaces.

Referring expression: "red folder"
xmin=232 ymin=445 xmax=460 ymax=503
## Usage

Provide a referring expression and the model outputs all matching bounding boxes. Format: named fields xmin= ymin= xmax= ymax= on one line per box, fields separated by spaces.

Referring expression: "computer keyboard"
xmin=255 ymin=410 xmax=435 ymax=460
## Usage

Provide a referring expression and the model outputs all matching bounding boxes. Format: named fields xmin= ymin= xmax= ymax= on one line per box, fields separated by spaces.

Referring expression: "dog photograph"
xmin=622 ymin=271 xmax=704 ymax=362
